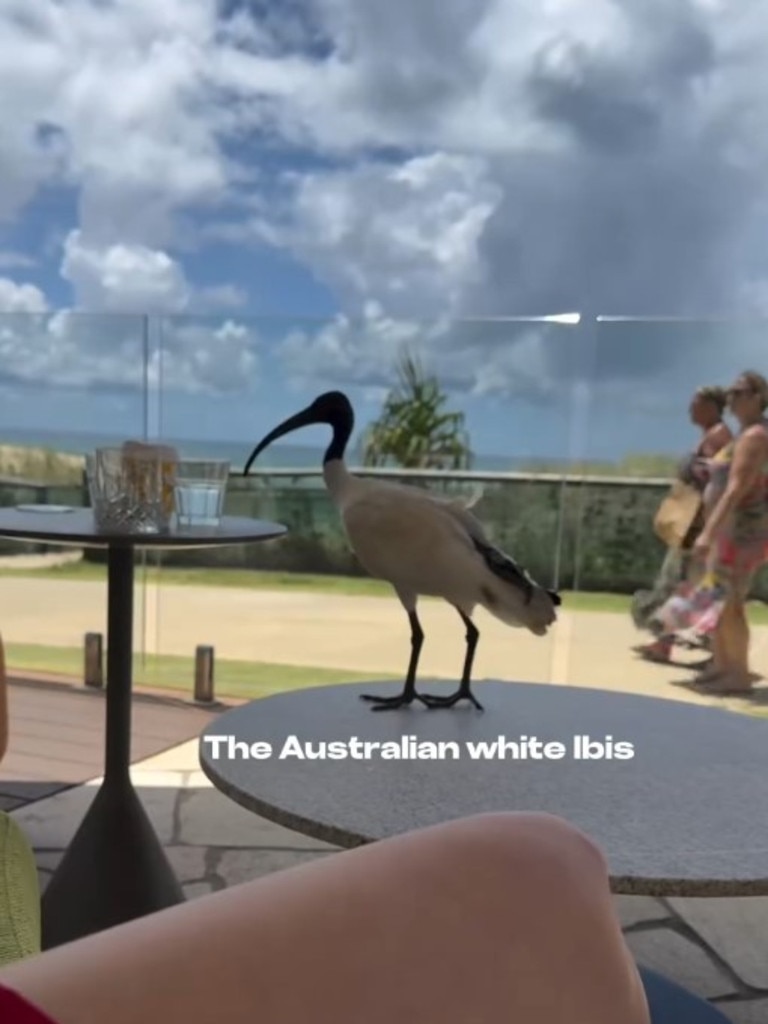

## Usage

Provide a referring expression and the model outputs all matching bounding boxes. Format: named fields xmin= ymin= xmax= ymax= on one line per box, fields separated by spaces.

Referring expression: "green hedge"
xmin=147 ymin=472 xmax=768 ymax=600
xmin=2 ymin=471 xmax=765 ymax=600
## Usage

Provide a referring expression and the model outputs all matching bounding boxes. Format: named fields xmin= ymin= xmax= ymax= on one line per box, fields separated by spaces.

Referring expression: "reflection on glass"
xmin=0 ymin=311 xmax=152 ymax=681
xmin=148 ymin=314 xmax=588 ymax=699
xmin=5 ymin=311 xmax=762 ymax=700
xmin=566 ymin=317 xmax=768 ymax=694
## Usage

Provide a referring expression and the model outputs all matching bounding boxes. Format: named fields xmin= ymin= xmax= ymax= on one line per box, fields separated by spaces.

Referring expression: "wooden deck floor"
xmin=0 ymin=678 xmax=220 ymax=810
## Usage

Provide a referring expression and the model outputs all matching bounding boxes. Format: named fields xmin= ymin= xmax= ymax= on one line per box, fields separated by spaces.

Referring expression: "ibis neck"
xmin=322 ymin=411 xmax=352 ymax=465
xmin=322 ymin=458 xmax=351 ymax=500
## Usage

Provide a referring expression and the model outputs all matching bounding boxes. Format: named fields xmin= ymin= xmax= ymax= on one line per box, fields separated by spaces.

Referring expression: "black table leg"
xmin=41 ymin=544 xmax=184 ymax=949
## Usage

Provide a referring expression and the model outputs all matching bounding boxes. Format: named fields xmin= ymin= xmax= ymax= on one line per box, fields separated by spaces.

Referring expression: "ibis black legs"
xmin=421 ymin=609 xmax=484 ymax=711
xmin=360 ymin=607 xmax=483 ymax=711
xmin=360 ymin=611 xmax=429 ymax=709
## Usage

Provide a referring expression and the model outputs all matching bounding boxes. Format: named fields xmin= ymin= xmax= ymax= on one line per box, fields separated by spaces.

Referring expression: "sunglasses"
xmin=727 ymin=386 xmax=753 ymax=399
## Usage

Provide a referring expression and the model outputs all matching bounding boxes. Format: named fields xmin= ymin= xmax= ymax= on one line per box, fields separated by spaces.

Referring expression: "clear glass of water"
xmin=174 ymin=459 xmax=230 ymax=529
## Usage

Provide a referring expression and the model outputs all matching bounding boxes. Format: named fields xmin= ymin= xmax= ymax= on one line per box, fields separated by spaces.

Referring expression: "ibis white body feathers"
xmin=323 ymin=460 xmax=558 ymax=636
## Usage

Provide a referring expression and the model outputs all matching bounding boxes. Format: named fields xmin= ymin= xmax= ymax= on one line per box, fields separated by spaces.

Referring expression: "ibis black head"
xmin=243 ymin=390 xmax=355 ymax=475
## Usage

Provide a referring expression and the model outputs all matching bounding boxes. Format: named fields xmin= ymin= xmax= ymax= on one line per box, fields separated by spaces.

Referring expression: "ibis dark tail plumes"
xmin=244 ymin=391 xmax=562 ymax=711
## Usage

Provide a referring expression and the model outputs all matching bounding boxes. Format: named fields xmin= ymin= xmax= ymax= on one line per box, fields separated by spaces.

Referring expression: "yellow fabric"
xmin=0 ymin=810 xmax=41 ymax=964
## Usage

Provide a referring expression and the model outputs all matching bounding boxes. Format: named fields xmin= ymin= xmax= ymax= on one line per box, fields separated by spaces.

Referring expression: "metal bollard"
xmin=194 ymin=645 xmax=215 ymax=703
xmin=84 ymin=632 xmax=104 ymax=688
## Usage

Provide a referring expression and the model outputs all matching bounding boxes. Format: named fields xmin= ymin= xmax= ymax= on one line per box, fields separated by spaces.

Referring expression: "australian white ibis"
xmin=243 ymin=391 xmax=561 ymax=711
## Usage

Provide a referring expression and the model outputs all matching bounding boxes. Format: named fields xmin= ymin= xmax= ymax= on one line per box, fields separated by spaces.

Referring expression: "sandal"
xmin=632 ymin=642 xmax=673 ymax=663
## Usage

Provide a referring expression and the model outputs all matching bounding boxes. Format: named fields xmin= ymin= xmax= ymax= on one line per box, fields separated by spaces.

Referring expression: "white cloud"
xmin=153 ymin=319 xmax=259 ymax=394
xmin=248 ymin=0 xmax=768 ymax=394
xmin=2 ymin=0 xmax=768 ymax=403
xmin=259 ymin=153 xmax=501 ymax=316
xmin=0 ymin=278 xmax=48 ymax=313
xmin=0 ymin=304 xmax=259 ymax=394
xmin=281 ymin=301 xmax=443 ymax=388
xmin=0 ymin=3 xmax=221 ymax=242
xmin=61 ymin=230 xmax=191 ymax=313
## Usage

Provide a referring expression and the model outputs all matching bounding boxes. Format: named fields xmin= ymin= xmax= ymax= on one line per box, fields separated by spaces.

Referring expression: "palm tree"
xmin=362 ymin=348 xmax=472 ymax=470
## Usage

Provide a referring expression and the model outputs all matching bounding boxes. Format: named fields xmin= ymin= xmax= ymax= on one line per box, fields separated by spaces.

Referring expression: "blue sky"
xmin=1 ymin=1 xmax=768 ymax=465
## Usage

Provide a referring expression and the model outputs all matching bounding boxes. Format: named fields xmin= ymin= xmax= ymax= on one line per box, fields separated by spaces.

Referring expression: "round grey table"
xmin=0 ymin=506 xmax=286 ymax=949
xmin=200 ymin=679 xmax=768 ymax=898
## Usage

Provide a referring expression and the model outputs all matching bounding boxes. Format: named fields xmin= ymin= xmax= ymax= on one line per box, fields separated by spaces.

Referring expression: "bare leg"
xmin=698 ymin=623 xmax=727 ymax=682
xmin=704 ymin=596 xmax=752 ymax=691
xmin=0 ymin=813 xmax=650 ymax=1024
xmin=360 ymin=608 xmax=428 ymax=709
xmin=422 ymin=607 xmax=483 ymax=710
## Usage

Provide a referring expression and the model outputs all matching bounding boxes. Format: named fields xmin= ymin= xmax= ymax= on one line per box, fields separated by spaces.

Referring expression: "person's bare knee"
xmin=450 ymin=811 xmax=609 ymax=876
xmin=0 ymin=814 xmax=646 ymax=1024
xmin=411 ymin=811 xmax=611 ymax=918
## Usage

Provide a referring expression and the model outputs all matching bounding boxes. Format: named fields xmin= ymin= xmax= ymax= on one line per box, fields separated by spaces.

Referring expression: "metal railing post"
xmin=84 ymin=632 xmax=104 ymax=688
xmin=194 ymin=645 xmax=215 ymax=703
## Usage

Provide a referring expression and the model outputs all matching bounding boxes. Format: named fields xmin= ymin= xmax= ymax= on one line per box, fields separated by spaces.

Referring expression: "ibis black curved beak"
xmin=243 ymin=406 xmax=318 ymax=476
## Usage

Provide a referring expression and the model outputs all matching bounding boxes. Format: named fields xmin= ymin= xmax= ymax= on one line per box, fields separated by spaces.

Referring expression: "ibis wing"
xmin=472 ymin=538 xmax=535 ymax=593
xmin=430 ymin=494 xmax=491 ymax=544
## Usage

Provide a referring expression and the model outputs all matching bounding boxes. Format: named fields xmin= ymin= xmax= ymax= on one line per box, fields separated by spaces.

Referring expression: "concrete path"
xmin=1 ymin=577 xmax=767 ymax=711
xmin=9 ymin=737 xmax=767 ymax=1022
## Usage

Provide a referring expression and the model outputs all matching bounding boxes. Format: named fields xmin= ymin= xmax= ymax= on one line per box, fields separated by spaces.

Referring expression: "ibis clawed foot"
xmin=360 ymin=607 xmax=483 ymax=711
xmin=420 ymin=609 xmax=484 ymax=711
xmin=360 ymin=610 xmax=430 ymax=710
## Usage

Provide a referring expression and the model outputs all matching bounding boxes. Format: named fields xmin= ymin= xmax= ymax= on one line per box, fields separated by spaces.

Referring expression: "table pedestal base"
xmin=41 ymin=775 xmax=184 ymax=950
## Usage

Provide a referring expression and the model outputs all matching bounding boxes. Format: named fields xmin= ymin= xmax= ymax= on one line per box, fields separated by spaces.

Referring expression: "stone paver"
xmin=177 ymin=772 xmax=338 ymax=850
xmin=166 ymin=846 xmax=209 ymax=883
xmin=719 ymin=999 xmax=768 ymax=1023
xmin=615 ymin=895 xmax=671 ymax=929
xmin=211 ymin=848 xmax=332 ymax=886
xmin=668 ymin=897 xmax=768 ymax=991
xmin=182 ymin=881 xmax=216 ymax=900
xmin=11 ymin=770 xmax=181 ymax=848
xmin=624 ymin=926 xmax=739 ymax=999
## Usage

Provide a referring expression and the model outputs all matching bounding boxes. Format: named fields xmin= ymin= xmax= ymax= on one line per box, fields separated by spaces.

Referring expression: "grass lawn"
xmin=10 ymin=640 xmax=768 ymax=721
xmin=5 ymin=642 xmax=396 ymax=701
xmin=2 ymin=559 xmax=768 ymax=623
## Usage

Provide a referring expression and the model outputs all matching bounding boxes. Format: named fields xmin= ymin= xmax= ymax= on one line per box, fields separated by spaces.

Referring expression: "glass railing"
xmin=1 ymin=312 xmax=765 ymax=699
xmin=0 ymin=312 xmax=157 ymax=683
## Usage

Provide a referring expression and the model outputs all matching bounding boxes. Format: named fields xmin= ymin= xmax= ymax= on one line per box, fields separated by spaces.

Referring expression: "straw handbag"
xmin=653 ymin=479 xmax=702 ymax=549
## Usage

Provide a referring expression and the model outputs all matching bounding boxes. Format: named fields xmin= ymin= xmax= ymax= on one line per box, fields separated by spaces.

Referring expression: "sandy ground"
xmin=2 ymin=575 xmax=767 ymax=710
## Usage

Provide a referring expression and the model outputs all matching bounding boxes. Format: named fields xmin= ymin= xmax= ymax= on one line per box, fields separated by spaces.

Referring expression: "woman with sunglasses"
xmin=653 ymin=370 xmax=768 ymax=692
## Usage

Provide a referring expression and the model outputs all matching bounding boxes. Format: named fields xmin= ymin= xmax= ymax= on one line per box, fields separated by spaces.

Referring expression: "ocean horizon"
xmin=0 ymin=425 xmax=592 ymax=473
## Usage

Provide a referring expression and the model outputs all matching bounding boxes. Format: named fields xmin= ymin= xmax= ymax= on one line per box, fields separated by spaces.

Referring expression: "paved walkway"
xmin=8 ymin=735 xmax=767 ymax=1022
xmin=2 ymin=577 xmax=768 ymax=711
